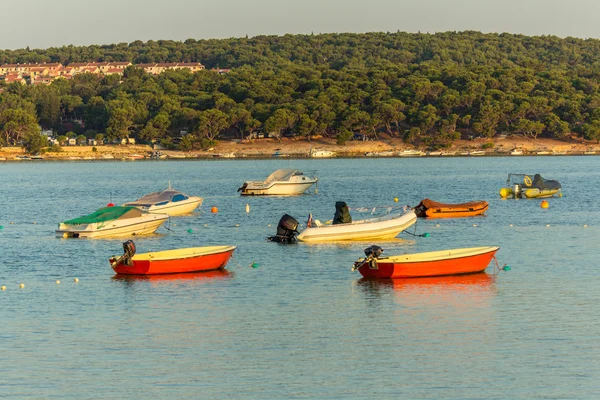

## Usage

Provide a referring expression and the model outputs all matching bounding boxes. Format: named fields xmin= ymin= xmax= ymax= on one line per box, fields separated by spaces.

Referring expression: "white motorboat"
xmin=56 ymin=206 xmax=168 ymax=238
xmin=297 ymin=206 xmax=417 ymax=243
xmin=510 ymin=149 xmax=524 ymax=156
xmin=123 ymin=184 xmax=203 ymax=216
xmin=238 ymin=169 xmax=318 ymax=196
xmin=398 ymin=150 xmax=424 ymax=157
xmin=309 ymin=148 xmax=335 ymax=158
xmin=469 ymin=150 xmax=486 ymax=156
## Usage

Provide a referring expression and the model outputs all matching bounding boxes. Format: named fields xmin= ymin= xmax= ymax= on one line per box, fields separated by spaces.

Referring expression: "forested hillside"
xmin=3 ymin=31 xmax=600 ymax=152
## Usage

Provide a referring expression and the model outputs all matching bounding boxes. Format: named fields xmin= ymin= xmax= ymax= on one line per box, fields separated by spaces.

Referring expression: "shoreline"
xmin=1 ymin=136 xmax=599 ymax=161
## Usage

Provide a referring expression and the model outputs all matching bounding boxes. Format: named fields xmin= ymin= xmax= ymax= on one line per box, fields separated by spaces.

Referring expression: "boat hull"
xmin=240 ymin=181 xmax=317 ymax=196
xmin=56 ymin=215 xmax=168 ymax=238
xmin=357 ymin=246 xmax=499 ymax=278
xmin=125 ymin=197 xmax=203 ymax=216
xmin=112 ymin=246 xmax=236 ymax=275
xmin=297 ymin=211 xmax=417 ymax=242
xmin=415 ymin=199 xmax=488 ymax=219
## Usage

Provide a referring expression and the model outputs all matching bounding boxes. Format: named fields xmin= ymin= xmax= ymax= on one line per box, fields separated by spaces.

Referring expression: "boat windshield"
xmin=264 ymin=169 xmax=300 ymax=183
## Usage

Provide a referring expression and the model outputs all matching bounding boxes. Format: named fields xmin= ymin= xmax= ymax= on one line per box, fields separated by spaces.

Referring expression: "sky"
xmin=3 ymin=0 xmax=600 ymax=50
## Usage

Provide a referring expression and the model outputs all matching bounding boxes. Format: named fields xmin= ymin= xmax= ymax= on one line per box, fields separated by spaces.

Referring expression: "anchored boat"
xmin=352 ymin=245 xmax=499 ymax=278
xmin=124 ymin=183 xmax=203 ymax=216
xmin=296 ymin=202 xmax=417 ymax=243
xmin=499 ymin=173 xmax=562 ymax=199
xmin=238 ymin=169 xmax=318 ymax=196
xmin=414 ymin=198 xmax=488 ymax=219
xmin=56 ymin=206 xmax=168 ymax=238
xmin=110 ymin=240 xmax=236 ymax=275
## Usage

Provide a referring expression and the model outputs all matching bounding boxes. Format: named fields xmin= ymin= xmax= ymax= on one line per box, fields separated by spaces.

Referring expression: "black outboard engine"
xmin=353 ymin=245 xmax=384 ymax=271
xmin=111 ymin=240 xmax=137 ymax=267
xmin=268 ymin=214 xmax=299 ymax=243
xmin=364 ymin=245 xmax=383 ymax=259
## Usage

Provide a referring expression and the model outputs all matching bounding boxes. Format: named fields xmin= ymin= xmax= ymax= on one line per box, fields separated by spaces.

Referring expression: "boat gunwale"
xmin=374 ymin=246 xmax=499 ymax=264
xmin=132 ymin=245 xmax=237 ymax=262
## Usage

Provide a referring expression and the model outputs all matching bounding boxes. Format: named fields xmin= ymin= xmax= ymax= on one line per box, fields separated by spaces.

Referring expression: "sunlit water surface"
xmin=0 ymin=157 xmax=598 ymax=399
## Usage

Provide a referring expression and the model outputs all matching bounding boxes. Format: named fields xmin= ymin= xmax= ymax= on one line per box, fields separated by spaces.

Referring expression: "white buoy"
xmin=56 ymin=280 xmax=61 ymax=284
xmin=436 ymin=224 xmax=440 ymax=227
xmin=473 ymin=224 xmax=478 ymax=227
xmin=546 ymin=224 xmax=550 ymax=227
xmin=245 ymin=204 xmax=250 ymax=213
xmin=509 ymin=224 xmax=513 ymax=227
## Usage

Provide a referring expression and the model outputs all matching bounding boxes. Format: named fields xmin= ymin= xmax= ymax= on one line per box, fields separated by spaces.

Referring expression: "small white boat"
xmin=297 ymin=207 xmax=417 ymax=243
xmin=399 ymin=150 xmax=424 ymax=157
xmin=102 ymin=154 xmax=115 ymax=159
xmin=150 ymin=151 xmax=167 ymax=159
xmin=30 ymin=155 xmax=44 ymax=160
xmin=366 ymin=151 xmax=394 ymax=157
xmin=125 ymin=154 xmax=145 ymax=160
xmin=441 ymin=151 xmax=456 ymax=156
xmin=309 ymin=148 xmax=335 ymax=158
xmin=583 ymin=150 xmax=596 ymax=155
xmin=167 ymin=154 xmax=187 ymax=159
xmin=426 ymin=151 xmax=442 ymax=156
xmin=220 ymin=152 xmax=236 ymax=158
xmin=124 ymin=184 xmax=203 ymax=216
xmin=510 ymin=149 xmax=524 ymax=156
xmin=535 ymin=151 xmax=551 ymax=155
xmin=238 ymin=169 xmax=318 ymax=196
xmin=56 ymin=206 xmax=168 ymax=238
xmin=469 ymin=150 xmax=486 ymax=156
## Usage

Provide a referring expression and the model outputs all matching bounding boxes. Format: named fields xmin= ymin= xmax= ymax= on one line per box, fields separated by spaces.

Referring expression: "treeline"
xmin=3 ymin=31 xmax=600 ymax=153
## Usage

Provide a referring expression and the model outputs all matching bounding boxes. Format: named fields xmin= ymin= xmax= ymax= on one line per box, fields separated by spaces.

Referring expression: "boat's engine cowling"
xmin=268 ymin=214 xmax=299 ymax=243
xmin=364 ymin=245 xmax=383 ymax=259
xmin=121 ymin=240 xmax=136 ymax=266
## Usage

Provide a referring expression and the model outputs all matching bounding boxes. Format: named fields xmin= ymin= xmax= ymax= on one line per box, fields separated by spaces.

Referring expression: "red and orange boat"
xmin=110 ymin=240 xmax=236 ymax=275
xmin=353 ymin=245 xmax=499 ymax=278
xmin=414 ymin=198 xmax=488 ymax=219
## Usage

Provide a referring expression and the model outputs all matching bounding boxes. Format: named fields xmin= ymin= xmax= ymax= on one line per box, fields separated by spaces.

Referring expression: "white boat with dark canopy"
xmin=238 ymin=169 xmax=318 ymax=196
xmin=296 ymin=202 xmax=417 ymax=243
xmin=56 ymin=206 xmax=169 ymax=238
xmin=123 ymin=184 xmax=203 ymax=216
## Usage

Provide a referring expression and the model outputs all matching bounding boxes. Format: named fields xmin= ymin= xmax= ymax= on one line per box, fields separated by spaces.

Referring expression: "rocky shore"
xmin=1 ymin=136 xmax=598 ymax=161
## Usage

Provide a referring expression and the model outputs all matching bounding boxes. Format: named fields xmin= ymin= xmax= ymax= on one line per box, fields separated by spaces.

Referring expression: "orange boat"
xmin=110 ymin=240 xmax=236 ymax=275
xmin=353 ymin=245 xmax=499 ymax=278
xmin=414 ymin=198 xmax=488 ymax=219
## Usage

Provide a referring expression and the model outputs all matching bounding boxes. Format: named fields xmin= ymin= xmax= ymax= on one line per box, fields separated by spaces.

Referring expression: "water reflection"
xmin=356 ymin=272 xmax=497 ymax=306
xmin=112 ymin=269 xmax=234 ymax=284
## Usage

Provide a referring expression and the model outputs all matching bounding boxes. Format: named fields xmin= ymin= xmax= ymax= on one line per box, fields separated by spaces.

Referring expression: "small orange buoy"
xmin=211 ymin=206 xmax=218 ymax=213
xmin=540 ymin=200 xmax=549 ymax=209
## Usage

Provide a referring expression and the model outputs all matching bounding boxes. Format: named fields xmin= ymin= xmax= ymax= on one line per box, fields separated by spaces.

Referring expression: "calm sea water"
xmin=0 ymin=157 xmax=599 ymax=399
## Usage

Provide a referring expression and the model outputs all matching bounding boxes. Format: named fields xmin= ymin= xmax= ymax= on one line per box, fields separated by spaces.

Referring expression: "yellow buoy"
xmin=1 ymin=286 xmax=5 ymax=291
xmin=56 ymin=280 xmax=61 ymax=284
xmin=393 ymin=197 xmax=399 ymax=203
xmin=63 ymin=233 xmax=68 ymax=238
xmin=211 ymin=206 xmax=218 ymax=213
xmin=472 ymin=224 xmax=478 ymax=227
xmin=559 ymin=193 xmax=563 ymax=197
xmin=74 ymin=278 xmax=79 ymax=282
xmin=499 ymin=187 xmax=512 ymax=198
xmin=19 ymin=283 xmax=24 ymax=288
xmin=541 ymin=200 xmax=549 ymax=209
xmin=245 ymin=204 xmax=250 ymax=213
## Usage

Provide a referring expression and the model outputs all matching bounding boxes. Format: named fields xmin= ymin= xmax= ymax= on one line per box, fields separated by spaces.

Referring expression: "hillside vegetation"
xmin=3 ymin=31 xmax=600 ymax=153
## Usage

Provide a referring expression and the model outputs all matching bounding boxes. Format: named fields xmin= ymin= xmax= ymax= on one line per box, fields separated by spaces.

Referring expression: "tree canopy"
xmin=3 ymin=31 xmax=600 ymax=149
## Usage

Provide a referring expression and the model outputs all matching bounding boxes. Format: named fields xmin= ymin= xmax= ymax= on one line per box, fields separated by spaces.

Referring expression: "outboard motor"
xmin=268 ymin=214 xmax=299 ymax=243
xmin=110 ymin=240 xmax=137 ymax=267
xmin=353 ymin=245 xmax=384 ymax=271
